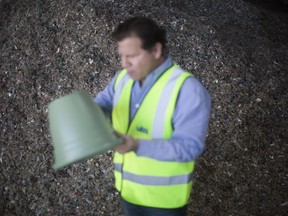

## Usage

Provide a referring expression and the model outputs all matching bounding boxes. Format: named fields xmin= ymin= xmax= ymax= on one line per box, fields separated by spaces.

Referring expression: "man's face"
xmin=117 ymin=36 xmax=163 ymax=83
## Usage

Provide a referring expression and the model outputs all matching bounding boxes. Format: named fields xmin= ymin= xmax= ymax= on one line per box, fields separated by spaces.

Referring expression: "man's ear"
xmin=153 ymin=42 xmax=163 ymax=59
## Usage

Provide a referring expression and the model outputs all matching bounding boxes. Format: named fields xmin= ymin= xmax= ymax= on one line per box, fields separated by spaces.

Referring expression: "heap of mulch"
xmin=1 ymin=0 xmax=287 ymax=215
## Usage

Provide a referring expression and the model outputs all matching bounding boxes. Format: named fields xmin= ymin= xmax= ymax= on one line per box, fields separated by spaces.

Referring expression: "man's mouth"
xmin=128 ymin=70 xmax=135 ymax=76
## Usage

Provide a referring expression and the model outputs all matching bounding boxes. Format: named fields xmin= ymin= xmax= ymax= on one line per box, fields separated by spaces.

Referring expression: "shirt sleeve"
xmin=94 ymin=72 xmax=119 ymax=114
xmin=136 ymin=77 xmax=211 ymax=162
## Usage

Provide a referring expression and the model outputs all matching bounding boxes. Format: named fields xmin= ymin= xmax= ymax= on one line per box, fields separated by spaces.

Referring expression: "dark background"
xmin=1 ymin=0 xmax=287 ymax=215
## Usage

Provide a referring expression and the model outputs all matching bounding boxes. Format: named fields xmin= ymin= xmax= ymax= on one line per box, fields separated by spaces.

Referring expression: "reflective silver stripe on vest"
xmin=114 ymin=162 xmax=192 ymax=185
xmin=152 ymin=67 xmax=185 ymax=138
xmin=114 ymin=163 xmax=123 ymax=172
xmin=123 ymin=171 xmax=192 ymax=186
xmin=114 ymin=72 xmax=131 ymax=105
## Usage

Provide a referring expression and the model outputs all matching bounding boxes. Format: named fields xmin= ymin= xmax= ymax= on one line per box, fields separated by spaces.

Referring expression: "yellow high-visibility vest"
xmin=112 ymin=64 xmax=195 ymax=208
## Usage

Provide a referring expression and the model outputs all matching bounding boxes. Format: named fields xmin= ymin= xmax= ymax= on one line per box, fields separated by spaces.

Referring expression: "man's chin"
xmin=128 ymin=72 xmax=139 ymax=80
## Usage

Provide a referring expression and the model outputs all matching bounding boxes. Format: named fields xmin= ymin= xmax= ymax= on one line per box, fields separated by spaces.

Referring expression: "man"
xmin=95 ymin=17 xmax=211 ymax=216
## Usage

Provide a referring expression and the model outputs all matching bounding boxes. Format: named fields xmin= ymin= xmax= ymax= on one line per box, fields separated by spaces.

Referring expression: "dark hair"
xmin=112 ymin=17 xmax=167 ymax=55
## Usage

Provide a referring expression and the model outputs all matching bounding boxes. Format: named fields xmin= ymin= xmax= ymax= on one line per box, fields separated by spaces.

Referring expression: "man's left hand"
xmin=114 ymin=131 xmax=139 ymax=154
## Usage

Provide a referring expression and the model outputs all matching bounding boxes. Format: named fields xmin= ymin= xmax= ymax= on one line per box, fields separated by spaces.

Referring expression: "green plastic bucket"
xmin=48 ymin=91 xmax=122 ymax=170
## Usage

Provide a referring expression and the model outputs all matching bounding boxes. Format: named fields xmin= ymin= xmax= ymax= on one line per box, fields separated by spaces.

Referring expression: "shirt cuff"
xmin=135 ymin=139 xmax=150 ymax=157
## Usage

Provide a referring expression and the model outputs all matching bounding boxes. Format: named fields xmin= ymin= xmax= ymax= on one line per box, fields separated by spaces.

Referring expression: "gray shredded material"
xmin=1 ymin=0 xmax=287 ymax=215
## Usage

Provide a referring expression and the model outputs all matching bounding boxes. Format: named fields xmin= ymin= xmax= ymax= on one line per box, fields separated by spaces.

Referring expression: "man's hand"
xmin=114 ymin=131 xmax=139 ymax=154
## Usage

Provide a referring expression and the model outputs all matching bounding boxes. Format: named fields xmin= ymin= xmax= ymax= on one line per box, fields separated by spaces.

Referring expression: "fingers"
xmin=114 ymin=134 xmax=139 ymax=154
xmin=115 ymin=144 xmax=127 ymax=154
xmin=114 ymin=130 xmax=124 ymax=138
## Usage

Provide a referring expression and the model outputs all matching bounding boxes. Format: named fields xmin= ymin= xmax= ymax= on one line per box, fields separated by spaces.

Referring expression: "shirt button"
xmin=135 ymin=104 xmax=140 ymax=109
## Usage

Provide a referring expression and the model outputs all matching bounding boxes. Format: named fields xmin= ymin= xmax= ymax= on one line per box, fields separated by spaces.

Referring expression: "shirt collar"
xmin=141 ymin=56 xmax=173 ymax=87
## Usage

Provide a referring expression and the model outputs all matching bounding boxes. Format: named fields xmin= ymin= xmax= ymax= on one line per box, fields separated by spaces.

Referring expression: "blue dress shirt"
xmin=94 ymin=57 xmax=211 ymax=162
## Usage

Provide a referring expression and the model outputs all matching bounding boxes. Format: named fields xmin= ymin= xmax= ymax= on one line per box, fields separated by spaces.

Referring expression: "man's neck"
xmin=140 ymin=56 xmax=165 ymax=87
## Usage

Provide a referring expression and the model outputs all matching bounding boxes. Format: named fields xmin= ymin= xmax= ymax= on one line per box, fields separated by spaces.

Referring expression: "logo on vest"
xmin=136 ymin=126 xmax=148 ymax=134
